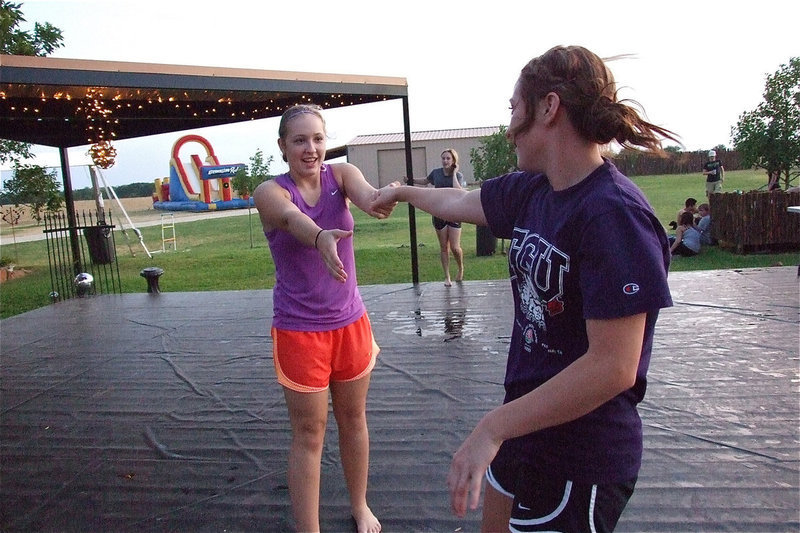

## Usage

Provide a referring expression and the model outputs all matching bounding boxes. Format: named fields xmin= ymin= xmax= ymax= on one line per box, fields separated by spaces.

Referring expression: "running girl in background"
xmin=427 ymin=149 xmax=466 ymax=286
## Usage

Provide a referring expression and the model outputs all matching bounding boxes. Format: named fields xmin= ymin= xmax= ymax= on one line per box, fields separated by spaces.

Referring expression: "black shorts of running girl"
xmin=432 ymin=215 xmax=461 ymax=230
xmin=486 ymin=444 xmax=636 ymax=533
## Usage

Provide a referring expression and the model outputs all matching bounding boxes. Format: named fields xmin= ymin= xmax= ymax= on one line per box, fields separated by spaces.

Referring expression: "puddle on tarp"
xmin=386 ymin=308 xmax=490 ymax=339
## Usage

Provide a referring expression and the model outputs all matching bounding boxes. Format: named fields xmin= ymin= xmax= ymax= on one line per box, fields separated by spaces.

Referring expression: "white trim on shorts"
xmin=486 ymin=464 xmax=515 ymax=498
xmin=488 ymin=464 xmax=601 ymax=533
xmin=508 ymin=480 xmax=572 ymax=529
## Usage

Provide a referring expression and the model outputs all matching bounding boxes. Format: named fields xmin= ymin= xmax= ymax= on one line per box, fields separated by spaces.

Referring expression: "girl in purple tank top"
xmin=254 ymin=104 xmax=396 ymax=533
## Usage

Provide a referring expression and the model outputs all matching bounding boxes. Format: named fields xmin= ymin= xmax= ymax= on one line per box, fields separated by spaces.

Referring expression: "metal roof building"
xmin=346 ymin=126 xmax=502 ymax=187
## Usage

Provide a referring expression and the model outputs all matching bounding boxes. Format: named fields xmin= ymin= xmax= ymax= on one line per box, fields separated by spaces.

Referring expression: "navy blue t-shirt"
xmin=427 ymin=167 xmax=465 ymax=188
xmin=480 ymin=159 xmax=672 ymax=483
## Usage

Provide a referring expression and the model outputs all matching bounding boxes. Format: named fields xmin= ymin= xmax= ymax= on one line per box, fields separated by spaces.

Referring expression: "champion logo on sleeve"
xmin=623 ymin=283 xmax=640 ymax=295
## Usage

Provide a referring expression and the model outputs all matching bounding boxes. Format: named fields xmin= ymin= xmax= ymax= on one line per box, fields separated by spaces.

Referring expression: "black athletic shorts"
xmin=486 ymin=444 xmax=636 ymax=532
xmin=432 ymin=215 xmax=461 ymax=231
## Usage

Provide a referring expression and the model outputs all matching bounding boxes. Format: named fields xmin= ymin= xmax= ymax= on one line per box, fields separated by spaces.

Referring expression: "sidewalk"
xmin=0 ymin=205 xmax=253 ymax=244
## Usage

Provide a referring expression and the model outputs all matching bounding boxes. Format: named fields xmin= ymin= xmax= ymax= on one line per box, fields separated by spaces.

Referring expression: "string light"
xmin=3 ymin=84 xmax=394 ymax=161
xmin=5 ymin=87 xmax=389 ymax=122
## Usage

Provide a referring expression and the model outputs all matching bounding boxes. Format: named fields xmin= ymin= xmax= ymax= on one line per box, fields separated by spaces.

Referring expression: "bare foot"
xmin=352 ymin=506 xmax=381 ymax=533
xmin=444 ymin=279 xmax=452 ymax=287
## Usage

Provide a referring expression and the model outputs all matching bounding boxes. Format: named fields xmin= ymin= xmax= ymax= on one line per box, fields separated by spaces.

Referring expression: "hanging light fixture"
xmin=88 ymin=140 xmax=117 ymax=169
xmin=85 ymin=88 xmax=118 ymax=168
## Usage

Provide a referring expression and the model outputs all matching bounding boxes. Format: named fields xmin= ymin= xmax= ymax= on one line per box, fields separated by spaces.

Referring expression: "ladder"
xmin=161 ymin=213 xmax=177 ymax=252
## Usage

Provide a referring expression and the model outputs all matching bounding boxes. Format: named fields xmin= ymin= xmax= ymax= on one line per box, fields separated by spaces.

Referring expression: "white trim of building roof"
xmin=348 ymin=126 xmax=501 ymax=146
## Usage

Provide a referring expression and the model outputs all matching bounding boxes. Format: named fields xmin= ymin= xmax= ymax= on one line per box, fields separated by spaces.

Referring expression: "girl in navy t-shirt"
xmin=372 ymin=45 xmax=677 ymax=532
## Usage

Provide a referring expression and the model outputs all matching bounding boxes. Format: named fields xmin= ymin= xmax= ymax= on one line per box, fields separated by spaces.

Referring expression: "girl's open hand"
xmin=316 ymin=229 xmax=352 ymax=282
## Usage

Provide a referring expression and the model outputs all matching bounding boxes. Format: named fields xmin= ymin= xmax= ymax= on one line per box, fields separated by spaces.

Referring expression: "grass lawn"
xmin=1 ymin=169 xmax=797 ymax=319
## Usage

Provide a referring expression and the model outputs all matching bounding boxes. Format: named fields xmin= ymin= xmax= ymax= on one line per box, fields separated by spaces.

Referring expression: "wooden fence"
xmin=710 ymin=191 xmax=800 ymax=253
xmin=611 ymin=149 xmax=742 ymax=177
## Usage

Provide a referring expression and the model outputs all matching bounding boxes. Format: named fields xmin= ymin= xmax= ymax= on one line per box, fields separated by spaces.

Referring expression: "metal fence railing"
xmin=43 ymin=210 xmax=122 ymax=301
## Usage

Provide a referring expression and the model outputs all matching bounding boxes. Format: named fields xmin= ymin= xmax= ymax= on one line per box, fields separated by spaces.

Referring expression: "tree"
xmin=70 ymin=182 xmax=156 ymax=201
xmin=731 ymin=57 xmax=799 ymax=189
xmin=232 ymin=148 xmax=274 ymax=197
xmin=469 ymin=125 xmax=517 ymax=254
xmin=0 ymin=140 xmax=33 ymax=165
xmin=232 ymin=149 xmax=274 ymax=248
xmin=1 ymin=1 xmax=64 ymax=56
xmin=1 ymin=1 xmax=65 ymax=164
xmin=469 ymin=125 xmax=517 ymax=182
xmin=1 ymin=164 xmax=63 ymax=223
xmin=0 ymin=204 xmax=23 ymax=262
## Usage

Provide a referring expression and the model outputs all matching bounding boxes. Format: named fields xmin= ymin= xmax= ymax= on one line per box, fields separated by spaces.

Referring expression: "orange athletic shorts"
xmin=271 ymin=312 xmax=379 ymax=393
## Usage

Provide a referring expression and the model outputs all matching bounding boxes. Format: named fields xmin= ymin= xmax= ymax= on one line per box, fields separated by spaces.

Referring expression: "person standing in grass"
xmin=253 ymin=104 xmax=394 ymax=533
xmin=702 ymin=150 xmax=724 ymax=197
xmin=372 ymin=45 xmax=676 ymax=532
xmin=427 ymin=149 xmax=466 ymax=286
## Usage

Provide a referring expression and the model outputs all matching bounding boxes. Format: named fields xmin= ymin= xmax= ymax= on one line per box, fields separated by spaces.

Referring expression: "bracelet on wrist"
xmin=314 ymin=229 xmax=324 ymax=249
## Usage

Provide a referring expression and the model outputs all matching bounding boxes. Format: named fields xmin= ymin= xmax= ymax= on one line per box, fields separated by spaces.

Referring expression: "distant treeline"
xmin=1 ymin=150 xmax=745 ymax=205
xmin=610 ymin=149 xmax=742 ymax=177
xmin=0 ymin=181 xmax=155 ymax=204
xmin=70 ymin=182 xmax=154 ymax=200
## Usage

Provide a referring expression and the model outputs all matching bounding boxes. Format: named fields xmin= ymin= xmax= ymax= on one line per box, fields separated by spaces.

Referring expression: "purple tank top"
xmin=266 ymin=165 xmax=365 ymax=331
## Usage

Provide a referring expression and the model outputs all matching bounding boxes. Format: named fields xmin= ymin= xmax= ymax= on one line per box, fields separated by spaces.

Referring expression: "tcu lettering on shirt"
xmin=508 ymin=229 xmax=569 ymax=350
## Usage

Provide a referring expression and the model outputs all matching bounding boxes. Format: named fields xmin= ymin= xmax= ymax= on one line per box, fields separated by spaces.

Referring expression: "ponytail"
xmin=514 ymin=46 xmax=680 ymax=152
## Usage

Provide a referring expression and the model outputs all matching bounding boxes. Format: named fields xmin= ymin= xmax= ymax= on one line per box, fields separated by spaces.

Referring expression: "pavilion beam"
xmin=59 ymin=147 xmax=82 ymax=275
xmin=402 ymin=97 xmax=419 ymax=285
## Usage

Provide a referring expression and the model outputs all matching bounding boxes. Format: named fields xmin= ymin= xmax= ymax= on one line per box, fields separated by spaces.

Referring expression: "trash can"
xmin=476 ymin=225 xmax=497 ymax=256
xmin=84 ymin=226 xmax=115 ymax=265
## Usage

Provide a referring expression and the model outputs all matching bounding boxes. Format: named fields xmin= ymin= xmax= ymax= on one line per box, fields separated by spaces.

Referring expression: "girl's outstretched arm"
xmin=371 ymin=183 xmax=487 ymax=226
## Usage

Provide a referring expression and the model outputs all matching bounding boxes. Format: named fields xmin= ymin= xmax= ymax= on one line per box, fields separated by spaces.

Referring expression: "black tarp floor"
xmin=1 ymin=267 xmax=798 ymax=532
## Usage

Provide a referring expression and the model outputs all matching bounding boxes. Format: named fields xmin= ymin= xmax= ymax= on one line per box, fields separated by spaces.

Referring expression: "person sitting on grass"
xmin=669 ymin=211 xmax=701 ymax=257
xmin=696 ymin=203 xmax=716 ymax=246
xmin=669 ymin=197 xmax=697 ymax=230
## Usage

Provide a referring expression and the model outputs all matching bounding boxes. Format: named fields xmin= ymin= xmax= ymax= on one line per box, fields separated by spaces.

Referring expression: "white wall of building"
xmin=346 ymin=128 xmax=501 ymax=188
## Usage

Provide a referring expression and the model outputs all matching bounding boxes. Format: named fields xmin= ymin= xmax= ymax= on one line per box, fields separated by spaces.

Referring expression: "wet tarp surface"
xmin=1 ymin=267 xmax=798 ymax=532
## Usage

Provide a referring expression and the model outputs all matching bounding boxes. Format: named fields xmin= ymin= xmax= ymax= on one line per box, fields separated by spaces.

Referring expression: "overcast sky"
xmin=4 ymin=0 xmax=799 ymax=190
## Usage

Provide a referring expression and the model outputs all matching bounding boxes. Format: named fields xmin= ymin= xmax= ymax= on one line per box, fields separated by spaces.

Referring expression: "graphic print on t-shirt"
xmin=508 ymin=228 xmax=569 ymax=353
